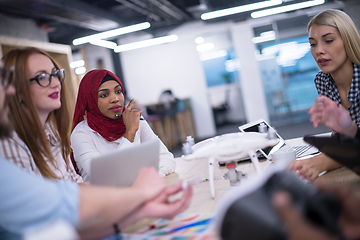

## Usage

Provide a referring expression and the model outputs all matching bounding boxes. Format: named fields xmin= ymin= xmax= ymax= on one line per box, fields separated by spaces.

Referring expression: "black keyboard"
xmin=292 ymin=144 xmax=313 ymax=157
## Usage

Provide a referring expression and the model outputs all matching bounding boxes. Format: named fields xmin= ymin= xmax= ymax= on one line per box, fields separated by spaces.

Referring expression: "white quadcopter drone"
xmin=182 ymin=123 xmax=279 ymax=198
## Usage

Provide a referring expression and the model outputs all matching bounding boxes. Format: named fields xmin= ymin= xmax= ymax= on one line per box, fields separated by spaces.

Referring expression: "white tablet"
xmin=238 ymin=119 xmax=319 ymax=159
xmin=238 ymin=119 xmax=288 ymax=160
xmin=90 ymin=139 xmax=159 ymax=187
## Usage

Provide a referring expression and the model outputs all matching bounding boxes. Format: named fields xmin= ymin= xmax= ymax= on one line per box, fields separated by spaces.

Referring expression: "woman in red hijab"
xmin=71 ymin=69 xmax=176 ymax=181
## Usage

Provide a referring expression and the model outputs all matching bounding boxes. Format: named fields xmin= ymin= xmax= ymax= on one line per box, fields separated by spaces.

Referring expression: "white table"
xmin=123 ymin=135 xmax=360 ymax=233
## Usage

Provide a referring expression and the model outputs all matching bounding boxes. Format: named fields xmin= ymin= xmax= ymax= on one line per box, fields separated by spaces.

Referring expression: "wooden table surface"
xmin=123 ymin=136 xmax=360 ymax=233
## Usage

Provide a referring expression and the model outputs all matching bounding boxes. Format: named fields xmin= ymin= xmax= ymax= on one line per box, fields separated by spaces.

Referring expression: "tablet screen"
xmin=240 ymin=121 xmax=287 ymax=158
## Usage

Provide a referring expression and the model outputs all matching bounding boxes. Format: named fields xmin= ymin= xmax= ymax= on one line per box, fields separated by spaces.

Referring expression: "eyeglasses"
xmin=0 ymin=67 xmax=13 ymax=89
xmin=29 ymin=68 xmax=65 ymax=87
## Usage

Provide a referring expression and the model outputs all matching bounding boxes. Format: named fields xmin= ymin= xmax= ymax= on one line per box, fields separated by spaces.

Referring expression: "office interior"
xmin=0 ymin=0 xmax=359 ymax=155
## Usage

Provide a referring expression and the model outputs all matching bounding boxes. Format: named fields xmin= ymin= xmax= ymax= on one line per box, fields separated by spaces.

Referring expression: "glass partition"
xmin=196 ymin=32 xmax=245 ymax=126
xmin=255 ymin=35 xmax=319 ymax=123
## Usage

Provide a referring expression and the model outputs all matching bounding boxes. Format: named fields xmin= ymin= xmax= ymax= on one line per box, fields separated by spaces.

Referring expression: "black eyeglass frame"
xmin=0 ymin=66 xmax=13 ymax=89
xmin=29 ymin=68 xmax=65 ymax=87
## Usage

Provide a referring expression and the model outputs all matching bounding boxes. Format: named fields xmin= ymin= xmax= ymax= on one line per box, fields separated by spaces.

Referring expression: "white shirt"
xmin=71 ymin=119 xmax=176 ymax=181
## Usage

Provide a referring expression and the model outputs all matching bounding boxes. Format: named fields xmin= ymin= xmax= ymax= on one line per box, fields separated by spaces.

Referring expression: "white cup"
xmin=271 ymin=147 xmax=296 ymax=169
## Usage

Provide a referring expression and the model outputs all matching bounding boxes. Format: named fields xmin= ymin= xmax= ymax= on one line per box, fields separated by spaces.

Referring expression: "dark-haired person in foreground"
xmin=0 ymin=62 xmax=192 ymax=240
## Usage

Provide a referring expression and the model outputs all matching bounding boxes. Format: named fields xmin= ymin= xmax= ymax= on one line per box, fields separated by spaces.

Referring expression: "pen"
xmin=182 ymin=175 xmax=222 ymax=189
xmin=115 ymin=114 xmax=144 ymax=120
xmin=168 ymin=218 xmax=212 ymax=233
xmin=148 ymin=214 xmax=200 ymax=230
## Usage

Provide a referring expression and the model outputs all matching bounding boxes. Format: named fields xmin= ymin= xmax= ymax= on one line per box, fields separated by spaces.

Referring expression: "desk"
xmin=123 ymin=136 xmax=360 ymax=233
xmin=122 ymin=156 xmax=271 ymax=233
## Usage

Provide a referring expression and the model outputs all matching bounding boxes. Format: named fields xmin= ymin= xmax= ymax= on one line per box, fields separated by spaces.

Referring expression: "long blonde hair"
xmin=2 ymin=47 xmax=72 ymax=179
xmin=308 ymin=9 xmax=360 ymax=66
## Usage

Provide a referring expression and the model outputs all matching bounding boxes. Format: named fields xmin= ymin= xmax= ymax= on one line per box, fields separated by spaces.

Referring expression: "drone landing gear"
xmin=223 ymin=162 xmax=246 ymax=186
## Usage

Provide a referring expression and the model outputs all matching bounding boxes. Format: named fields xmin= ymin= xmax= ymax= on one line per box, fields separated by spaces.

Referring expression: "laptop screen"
xmin=239 ymin=120 xmax=287 ymax=158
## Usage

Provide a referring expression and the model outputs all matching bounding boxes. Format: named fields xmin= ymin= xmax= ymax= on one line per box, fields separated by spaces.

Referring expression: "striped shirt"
xmin=314 ymin=64 xmax=360 ymax=127
xmin=0 ymin=124 xmax=83 ymax=183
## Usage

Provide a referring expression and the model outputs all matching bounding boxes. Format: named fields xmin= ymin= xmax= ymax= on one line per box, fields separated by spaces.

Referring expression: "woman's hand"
xmin=288 ymin=156 xmax=324 ymax=182
xmin=288 ymin=154 xmax=342 ymax=181
xmin=134 ymin=181 xmax=193 ymax=220
xmin=308 ymin=96 xmax=357 ymax=137
xmin=131 ymin=167 xmax=167 ymax=201
xmin=118 ymin=181 xmax=193 ymax=228
xmin=122 ymin=99 xmax=142 ymax=142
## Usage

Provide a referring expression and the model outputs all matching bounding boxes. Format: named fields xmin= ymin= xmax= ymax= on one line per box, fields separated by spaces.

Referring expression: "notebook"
xmin=90 ymin=139 xmax=160 ymax=187
xmin=238 ymin=119 xmax=319 ymax=160
xmin=304 ymin=134 xmax=360 ymax=175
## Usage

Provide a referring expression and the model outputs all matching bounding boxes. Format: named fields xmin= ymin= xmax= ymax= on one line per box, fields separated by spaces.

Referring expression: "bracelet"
xmin=113 ymin=223 xmax=120 ymax=235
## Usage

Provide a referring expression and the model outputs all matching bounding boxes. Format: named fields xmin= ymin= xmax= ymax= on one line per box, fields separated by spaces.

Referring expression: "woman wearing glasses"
xmin=0 ymin=47 xmax=82 ymax=182
xmin=288 ymin=9 xmax=360 ymax=181
xmin=71 ymin=69 xmax=176 ymax=181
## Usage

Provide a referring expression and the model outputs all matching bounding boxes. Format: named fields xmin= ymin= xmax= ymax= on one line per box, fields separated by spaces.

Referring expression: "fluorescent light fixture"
xmin=114 ymin=35 xmax=178 ymax=53
xmin=201 ymin=0 xmax=282 ymax=20
xmin=251 ymin=0 xmax=325 ymax=18
xmin=252 ymin=31 xmax=276 ymax=43
xmin=258 ymin=41 xmax=310 ymax=67
xmin=90 ymin=39 xmax=117 ymax=49
xmin=196 ymin=43 xmax=214 ymax=52
xmin=73 ymin=22 xmax=151 ymax=46
xmin=70 ymin=60 xmax=84 ymax=69
xmin=199 ymin=50 xmax=228 ymax=61
xmin=75 ymin=67 xmax=86 ymax=75
xmin=195 ymin=37 xmax=205 ymax=44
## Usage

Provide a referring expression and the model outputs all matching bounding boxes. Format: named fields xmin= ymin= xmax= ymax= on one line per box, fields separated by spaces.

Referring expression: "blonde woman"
xmin=289 ymin=9 xmax=360 ymax=181
xmin=0 ymin=47 xmax=82 ymax=182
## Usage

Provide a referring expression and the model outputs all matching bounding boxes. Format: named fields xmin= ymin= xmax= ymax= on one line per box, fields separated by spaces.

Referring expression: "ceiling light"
xmin=201 ymin=0 xmax=282 ymax=20
xmin=70 ymin=60 xmax=85 ymax=69
xmin=75 ymin=67 xmax=86 ymax=75
xmin=90 ymin=39 xmax=117 ymax=49
xmin=252 ymin=31 xmax=276 ymax=43
xmin=114 ymin=35 xmax=178 ymax=53
xmin=195 ymin=37 xmax=205 ymax=44
xmin=251 ymin=0 xmax=325 ymax=18
xmin=73 ymin=22 xmax=151 ymax=46
xmin=196 ymin=43 xmax=214 ymax=52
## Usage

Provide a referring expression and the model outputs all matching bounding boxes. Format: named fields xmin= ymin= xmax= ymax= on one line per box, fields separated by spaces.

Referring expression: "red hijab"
xmin=72 ymin=69 xmax=126 ymax=141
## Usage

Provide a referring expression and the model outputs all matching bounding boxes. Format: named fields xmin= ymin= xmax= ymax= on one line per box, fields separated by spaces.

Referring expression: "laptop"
xmin=90 ymin=139 xmax=160 ymax=187
xmin=304 ymin=134 xmax=360 ymax=175
xmin=238 ymin=119 xmax=319 ymax=160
